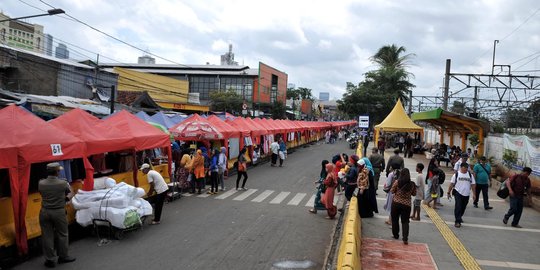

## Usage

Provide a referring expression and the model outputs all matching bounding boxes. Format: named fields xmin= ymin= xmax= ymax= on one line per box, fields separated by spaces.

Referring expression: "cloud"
xmin=3 ymin=0 xmax=540 ymax=108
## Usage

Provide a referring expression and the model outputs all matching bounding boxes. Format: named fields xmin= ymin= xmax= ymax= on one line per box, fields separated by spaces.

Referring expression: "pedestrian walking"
xmin=321 ymin=163 xmax=338 ymax=219
xmin=383 ymin=163 xmax=401 ymax=225
xmin=141 ymin=163 xmax=168 ymax=225
xmin=357 ymin=157 xmax=378 ymax=218
xmin=344 ymin=155 xmax=360 ymax=201
xmin=309 ymin=160 xmax=330 ymax=214
xmin=385 ymin=149 xmax=404 ymax=176
xmin=473 ymin=156 xmax=493 ymax=210
xmin=378 ymin=137 xmax=386 ymax=156
xmin=278 ymin=137 xmax=287 ymax=167
xmin=218 ymin=146 xmax=227 ymax=191
xmin=453 ymin=153 xmax=469 ymax=173
xmin=208 ymin=149 xmax=220 ymax=194
xmin=397 ymin=135 xmax=405 ymax=153
xmin=424 ymin=168 xmax=440 ymax=209
xmin=447 ymin=162 xmax=476 ymax=228
xmin=236 ymin=147 xmax=248 ymax=190
xmin=39 ymin=162 xmax=76 ymax=268
xmin=270 ymin=139 xmax=279 ymax=167
xmin=390 ymin=168 xmax=416 ymax=245
xmin=178 ymin=148 xmax=192 ymax=191
xmin=192 ymin=149 xmax=206 ymax=194
xmin=368 ymin=147 xmax=385 ymax=194
xmin=411 ymin=163 xmax=425 ymax=221
xmin=503 ymin=167 xmax=532 ymax=228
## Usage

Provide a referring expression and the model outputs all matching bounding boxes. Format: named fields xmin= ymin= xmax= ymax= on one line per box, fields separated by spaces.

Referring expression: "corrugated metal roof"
xmin=0 ymin=44 xmax=93 ymax=69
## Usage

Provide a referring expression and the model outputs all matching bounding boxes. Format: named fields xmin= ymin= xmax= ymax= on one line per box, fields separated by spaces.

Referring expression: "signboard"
xmin=50 ymin=144 xmax=64 ymax=156
xmin=358 ymin=115 xmax=369 ymax=128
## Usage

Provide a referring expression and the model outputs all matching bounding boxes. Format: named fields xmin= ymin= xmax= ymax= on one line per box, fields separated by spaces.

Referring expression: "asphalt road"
xmin=14 ymin=140 xmax=354 ymax=270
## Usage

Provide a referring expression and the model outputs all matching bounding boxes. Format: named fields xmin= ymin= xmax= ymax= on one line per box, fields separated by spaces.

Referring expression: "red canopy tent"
xmin=104 ymin=110 xmax=172 ymax=185
xmin=49 ymin=108 xmax=137 ymax=190
xmin=0 ymin=105 xmax=92 ymax=255
xmin=207 ymin=115 xmax=240 ymax=139
xmin=225 ymin=117 xmax=253 ymax=149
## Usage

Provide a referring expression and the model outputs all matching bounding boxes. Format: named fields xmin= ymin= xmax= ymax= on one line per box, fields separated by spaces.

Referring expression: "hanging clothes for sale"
xmin=57 ymin=160 xmax=73 ymax=182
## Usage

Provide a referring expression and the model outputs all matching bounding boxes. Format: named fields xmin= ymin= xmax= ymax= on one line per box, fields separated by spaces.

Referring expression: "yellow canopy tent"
xmin=374 ymin=99 xmax=424 ymax=145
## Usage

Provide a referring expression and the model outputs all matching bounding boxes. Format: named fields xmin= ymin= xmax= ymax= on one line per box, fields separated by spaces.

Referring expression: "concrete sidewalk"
xmin=361 ymin=151 xmax=540 ymax=270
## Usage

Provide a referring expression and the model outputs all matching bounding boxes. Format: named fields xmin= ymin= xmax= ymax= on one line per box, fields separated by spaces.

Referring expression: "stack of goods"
xmin=72 ymin=178 xmax=152 ymax=229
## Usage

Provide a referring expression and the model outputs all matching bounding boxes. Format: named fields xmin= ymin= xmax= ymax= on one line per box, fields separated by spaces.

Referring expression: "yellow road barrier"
xmin=337 ymin=197 xmax=361 ymax=270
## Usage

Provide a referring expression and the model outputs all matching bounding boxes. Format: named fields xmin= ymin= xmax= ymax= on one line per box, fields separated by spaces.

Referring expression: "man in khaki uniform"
xmin=39 ymin=162 xmax=76 ymax=268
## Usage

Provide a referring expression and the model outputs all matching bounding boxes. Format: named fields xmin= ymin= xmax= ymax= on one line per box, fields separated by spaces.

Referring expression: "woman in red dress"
xmin=321 ymin=163 xmax=338 ymax=219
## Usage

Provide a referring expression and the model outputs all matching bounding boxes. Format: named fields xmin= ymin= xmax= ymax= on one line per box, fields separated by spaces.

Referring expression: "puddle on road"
xmin=272 ymin=260 xmax=316 ymax=269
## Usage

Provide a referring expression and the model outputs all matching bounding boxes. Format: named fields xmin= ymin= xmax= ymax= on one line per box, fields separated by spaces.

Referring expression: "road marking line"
xmin=197 ymin=193 xmax=211 ymax=198
xmin=422 ymin=204 xmax=481 ymax=270
xmin=270 ymin=192 xmax=290 ymax=204
xmin=305 ymin=195 xmax=315 ymax=207
xmin=233 ymin=189 xmax=258 ymax=201
xmin=252 ymin=190 xmax=274 ymax=202
xmin=477 ymin=259 xmax=540 ymax=270
xmin=215 ymin=189 xmax=238 ymax=199
xmin=182 ymin=193 xmax=193 ymax=197
xmin=287 ymin=193 xmax=306 ymax=206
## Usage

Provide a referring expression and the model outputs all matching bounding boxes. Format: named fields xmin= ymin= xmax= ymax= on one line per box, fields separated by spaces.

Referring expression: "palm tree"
xmin=369 ymin=44 xmax=415 ymax=103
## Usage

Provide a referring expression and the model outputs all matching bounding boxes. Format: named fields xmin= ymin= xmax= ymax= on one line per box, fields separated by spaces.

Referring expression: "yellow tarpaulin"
xmin=374 ymin=99 xmax=423 ymax=144
xmin=114 ymin=67 xmax=189 ymax=104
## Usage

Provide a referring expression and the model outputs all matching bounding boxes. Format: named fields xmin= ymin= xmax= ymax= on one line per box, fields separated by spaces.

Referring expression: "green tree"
xmin=270 ymin=100 xmax=286 ymax=119
xmin=450 ymin=101 xmax=467 ymax=115
xmin=209 ymin=90 xmax=243 ymax=113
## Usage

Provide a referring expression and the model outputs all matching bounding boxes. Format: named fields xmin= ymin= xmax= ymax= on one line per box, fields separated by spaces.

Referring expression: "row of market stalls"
xmin=0 ymin=104 xmax=356 ymax=255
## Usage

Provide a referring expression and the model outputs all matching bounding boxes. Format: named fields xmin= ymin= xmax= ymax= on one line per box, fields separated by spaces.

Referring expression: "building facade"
xmin=0 ymin=12 xmax=45 ymax=53
xmin=319 ymin=92 xmax=330 ymax=101
xmin=0 ymin=45 xmax=117 ymax=99
xmin=55 ymin=43 xmax=69 ymax=59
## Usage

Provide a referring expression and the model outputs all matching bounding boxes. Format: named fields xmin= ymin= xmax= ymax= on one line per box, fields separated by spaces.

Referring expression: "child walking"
xmin=411 ymin=163 xmax=425 ymax=220
xmin=425 ymin=169 xmax=440 ymax=209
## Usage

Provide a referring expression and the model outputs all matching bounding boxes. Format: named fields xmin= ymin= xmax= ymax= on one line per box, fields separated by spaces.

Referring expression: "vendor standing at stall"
xmin=141 ymin=163 xmax=168 ymax=225
xmin=39 ymin=162 xmax=76 ymax=268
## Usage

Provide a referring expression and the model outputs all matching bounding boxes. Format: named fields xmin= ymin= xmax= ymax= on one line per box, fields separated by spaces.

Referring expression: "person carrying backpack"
xmin=447 ymin=162 xmax=476 ymax=228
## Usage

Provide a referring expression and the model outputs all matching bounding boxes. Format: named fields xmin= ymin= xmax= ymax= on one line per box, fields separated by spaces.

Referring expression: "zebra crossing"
xmin=181 ymin=189 xmax=339 ymax=207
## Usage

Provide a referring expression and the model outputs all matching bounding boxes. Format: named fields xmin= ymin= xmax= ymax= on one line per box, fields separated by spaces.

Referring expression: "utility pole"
xmin=110 ymin=85 xmax=116 ymax=114
xmin=443 ymin=59 xmax=451 ymax=110
xmin=408 ymin=90 xmax=413 ymax=115
xmin=491 ymin=40 xmax=499 ymax=75
xmin=473 ymin=86 xmax=478 ymax=114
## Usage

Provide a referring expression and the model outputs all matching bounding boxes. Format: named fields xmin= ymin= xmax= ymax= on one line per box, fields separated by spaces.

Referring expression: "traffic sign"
xmin=359 ymin=115 xmax=369 ymax=128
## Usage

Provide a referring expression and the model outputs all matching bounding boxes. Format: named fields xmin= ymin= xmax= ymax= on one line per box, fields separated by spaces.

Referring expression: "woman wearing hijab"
xmin=309 ymin=160 xmax=330 ymax=214
xmin=344 ymin=155 xmax=360 ymax=201
xmin=390 ymin=168 xmax=416 ymax=245
xmin=320 ymin=163 xmax=338 ymax=219
xmin=178 ymin=147 xmax=192 ymax=191
xmin=236 ymin=147 xmax=248 ymax=190
xmin=357 ymin=157 xmax=379 ymax=218
xmin=192 ymin=149 xmax=205 ymax=194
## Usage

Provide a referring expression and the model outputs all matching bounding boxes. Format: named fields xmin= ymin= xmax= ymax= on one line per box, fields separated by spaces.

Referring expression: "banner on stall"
xmin=503 ymin=134 xmax=540 ymax=176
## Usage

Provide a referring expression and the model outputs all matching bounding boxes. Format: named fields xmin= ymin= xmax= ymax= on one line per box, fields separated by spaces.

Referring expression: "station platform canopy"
xmin=411 ymin=108 xmax=490 ymax=156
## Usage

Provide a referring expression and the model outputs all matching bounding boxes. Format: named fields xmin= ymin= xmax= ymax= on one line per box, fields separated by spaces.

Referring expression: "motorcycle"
xmin=347 ymin=134 xmax=359 ymax=149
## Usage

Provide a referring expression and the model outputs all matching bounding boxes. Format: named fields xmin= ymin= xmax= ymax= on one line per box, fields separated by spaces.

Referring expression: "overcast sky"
xmin=2 ymin=0 xmax=540 ymax=106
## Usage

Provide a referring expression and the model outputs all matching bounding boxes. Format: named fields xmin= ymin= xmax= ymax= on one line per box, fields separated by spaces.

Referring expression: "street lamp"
xmin=0 ymin=9 xmax=65 ymax=23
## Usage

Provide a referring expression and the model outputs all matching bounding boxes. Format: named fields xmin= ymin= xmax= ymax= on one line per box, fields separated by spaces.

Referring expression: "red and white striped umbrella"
xmin=170 ymin=120 xmax=224 ymax=140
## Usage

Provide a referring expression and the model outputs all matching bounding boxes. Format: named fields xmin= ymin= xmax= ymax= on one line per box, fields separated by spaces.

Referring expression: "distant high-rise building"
xmin=319 ymin=92 xmax=330 ymax=101
xmin=220 ymin=44 xmax=238 ymax=66
xmin=138 ymin=54 xmax=155 ymax=64
xmin=0 ymin=12 xmax=45 ymax=53
xmin=55 ymin=43 xmax=69 ymax=59
xmin=287 ymin=83 xmax=296 ymax=89
xmin=44 ymin=34 xmax=53 ymax=56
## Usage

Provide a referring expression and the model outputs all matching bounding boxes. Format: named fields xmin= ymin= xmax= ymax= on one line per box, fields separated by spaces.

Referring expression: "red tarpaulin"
xmin=207 ymin=115 xmax=240 ymax=139
xmin=104 ymin=110 xmax=172 ymax=185
xmin=50 ymin=108 xmax=137 ymax=190
xmin=0 ymin=105 xmax=92 ymax=255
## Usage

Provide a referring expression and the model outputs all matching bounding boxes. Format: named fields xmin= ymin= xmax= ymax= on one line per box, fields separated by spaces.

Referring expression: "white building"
xmin=0 ymin=12 xmax=45 ymax=54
